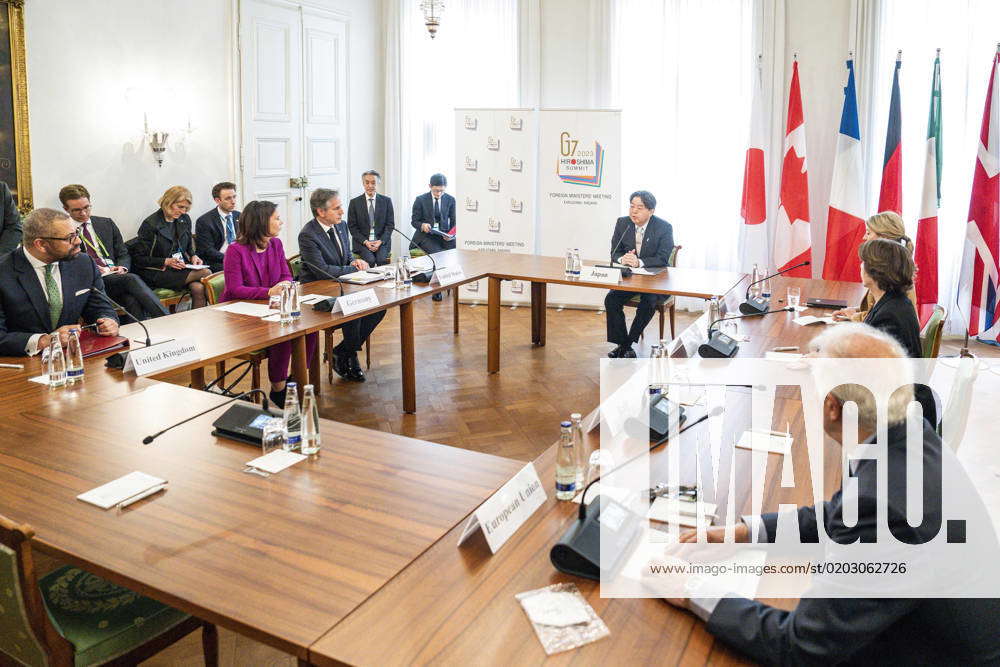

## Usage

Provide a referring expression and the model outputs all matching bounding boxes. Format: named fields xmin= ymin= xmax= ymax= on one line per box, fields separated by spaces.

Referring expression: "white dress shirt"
xmin=23 ymin=248 xmax=62 ymax=356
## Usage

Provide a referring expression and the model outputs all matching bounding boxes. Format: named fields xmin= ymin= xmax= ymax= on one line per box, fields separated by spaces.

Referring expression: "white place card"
xmin=579 ymin=265 xmax=621 ymax=284
xmin=123 ymin=338 xmax=200 ymax=376
xmin=432 ymin=265 xmax=466 ymax=287
xmin=332 ymin=288 xmax=379 ymax=316
xmin=457 ymin=463 xmax=546 ymax=553
xmin=78 ymin=471 xmax=167 ymax=510
xmin=245 ymin=449 xmax=306 ymax=474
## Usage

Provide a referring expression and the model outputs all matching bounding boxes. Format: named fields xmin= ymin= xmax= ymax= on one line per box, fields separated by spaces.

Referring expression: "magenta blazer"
xmin=220 ymin=238 xmax=292 ymax=302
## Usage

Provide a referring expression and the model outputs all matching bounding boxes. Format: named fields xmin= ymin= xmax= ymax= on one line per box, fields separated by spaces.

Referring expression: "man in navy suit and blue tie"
xmin=0 ymin=208 xmax=118 ymax=356
xmin=604 ymin=190 xmax=674 ymax=358
xmin=298 ymin=188 xmax=385 ymax=382
xmin=347 ymin=170 xmax=394 ymax=266
xmin=411 ymin=173 xmax=456 ymax=301
xmin=195 ymin=181 xmax=241 ymax=273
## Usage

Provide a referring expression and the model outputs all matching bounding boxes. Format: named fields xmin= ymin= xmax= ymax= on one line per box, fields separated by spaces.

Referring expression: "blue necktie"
xmin=225 ymin=213 xmax=236 ymax=244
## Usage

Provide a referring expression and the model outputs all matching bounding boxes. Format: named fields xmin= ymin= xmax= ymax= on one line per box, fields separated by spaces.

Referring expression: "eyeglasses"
xmin=41 ymin=231 xmax=80 ymax=243
xmin=68 ymin=204 xmax=92 ymax=215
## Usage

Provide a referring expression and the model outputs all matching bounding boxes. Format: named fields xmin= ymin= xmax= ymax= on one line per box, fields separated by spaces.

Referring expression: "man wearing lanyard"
xmin=59 ymin=185 xmax=168 ymax=322
xmin=195 ymin=181 xmax=241 ymax=273
xmin=347 ymin=170 xmax=394 ymax=266
xmin=410 ymin=173 xmax=456 ymax=301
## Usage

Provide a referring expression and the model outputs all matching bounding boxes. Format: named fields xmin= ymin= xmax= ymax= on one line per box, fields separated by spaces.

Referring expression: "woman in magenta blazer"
xmin=221 ymin=200 xmax=317 ymax=405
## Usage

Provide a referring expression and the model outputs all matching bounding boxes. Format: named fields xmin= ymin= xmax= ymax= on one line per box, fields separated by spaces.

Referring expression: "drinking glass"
xmin=261 ymin=418 xmax=286 ymax=455
xmin=787 ymin=286 xmax=801 ymax=309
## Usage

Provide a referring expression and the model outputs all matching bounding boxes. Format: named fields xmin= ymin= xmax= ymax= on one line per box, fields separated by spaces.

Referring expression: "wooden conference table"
xmin=308 ymin=275 xmax=867 ymax=666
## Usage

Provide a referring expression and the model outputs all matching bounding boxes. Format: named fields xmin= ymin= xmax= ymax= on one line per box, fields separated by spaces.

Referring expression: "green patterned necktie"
xmin=44 ymin=264 xmax=62 ymax=330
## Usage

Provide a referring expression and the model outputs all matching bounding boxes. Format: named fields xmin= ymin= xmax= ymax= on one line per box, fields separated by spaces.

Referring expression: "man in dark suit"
xmin=411 ymin=173 xmax=456 ymax=301
xmin=0 ymin=208 xmax=118 ymax=356
xmin=195 ymin=181 xmax=241 ymax=273
xmin=0 ymin=180 xmax=23 ymax=256
xmin=669 ymin=324 xmax=1000 ymax=665
xmin=59 ymin=185 xmax=168 ymax=322
xmin=347 ymin=170 xmax=394 ymax=266
xmin=604 ymin=190 xmax=674 ymax=358
xmin=298 ymin=188 xmax=385 ymax=382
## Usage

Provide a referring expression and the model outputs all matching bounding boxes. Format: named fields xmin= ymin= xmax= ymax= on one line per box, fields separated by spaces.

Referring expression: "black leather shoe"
xmin=432 ymin=292 xmax=443 ymax=302
xmin=332 ymin=349 xmax=352 ymax=380
xmin=346 ymin=354 xmax=366 ymax=382
xmin=269 ymin=388 xmax=287 ymax=407
xmin=607 ymin=345 xmax=624 ymax=358
xmin=620 ymin=346 xmax=637 ymax=358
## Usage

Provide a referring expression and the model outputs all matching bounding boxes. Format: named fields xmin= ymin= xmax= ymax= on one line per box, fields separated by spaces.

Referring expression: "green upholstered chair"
xmin=624 ymin=244 xmax=682 ymax=341
xmin=200 ymin=271 xmax=266 ymax=400
xmin=920 ymin=305 xmax=946 ymax=358
xmin=287 ymin=254 xmax=303 ymax=280
xmin=152 ymin=287 xmax=189 ymax=313
xmin=0 ymin=514 xmax=217 ymax=667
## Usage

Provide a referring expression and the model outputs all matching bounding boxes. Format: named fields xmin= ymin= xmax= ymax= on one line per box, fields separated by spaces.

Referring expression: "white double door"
xmin=240 ymin=0 xmax=349 ymax=254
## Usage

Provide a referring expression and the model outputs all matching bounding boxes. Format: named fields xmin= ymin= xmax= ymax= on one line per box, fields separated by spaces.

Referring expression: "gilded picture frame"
xmin=0 ymin=0 xmax=30 ymax=214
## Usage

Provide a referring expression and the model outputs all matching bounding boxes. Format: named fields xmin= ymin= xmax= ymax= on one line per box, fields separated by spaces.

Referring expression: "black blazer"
xmin=297 ymin=218 xmax=355 ymax=283
xmin=0 ymin=248 xmax=118 ymax=355
xmin=707 ymin=421 xmax=1000 ymax=665
xmin=347 ymin=193 xmax=394 ymax=251
xmin=0 ymin=180 xmax=22 ymax=256
xmin=130 ymin=210 xmax=196 ymax=271
xmin=86 ymin=216 xmax=131 ymax=270
xmin=195 ymin=208 xmax=241 ymax=270
xmin=864 ymin=289 xmax=922 ymax=359
xmin=410 ymin=192 xmax=456 ymax=244
xmin=609 ymin=215 xmax=674 ymax=268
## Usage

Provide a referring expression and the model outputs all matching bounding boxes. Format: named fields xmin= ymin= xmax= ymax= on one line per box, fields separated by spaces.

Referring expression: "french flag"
xmin=822 ymin=57 xmax=867 ymax=282
xmin=879 ymin=53 xmax=903 ymax=215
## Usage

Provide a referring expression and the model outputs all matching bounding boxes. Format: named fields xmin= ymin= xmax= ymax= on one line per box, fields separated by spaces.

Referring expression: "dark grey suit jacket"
xmin=195 ymin=208 xmax=241 ymax=270
xmin=0 ymin=181 xmax=22 ymax=256
xmin=297 ymin=218 xmax=354 ymax=283
xmin=347 ymin=193 xmax=394 ymax=251
xmin=87 ymin=216 xmax=131 ymax=270
xmin=0 ymin=248 xmax=118 ymax=355
xmin=609 ymin=215 xmax=674 ymax=268
xmin=410 ymin=192 xmax=456 ymax=245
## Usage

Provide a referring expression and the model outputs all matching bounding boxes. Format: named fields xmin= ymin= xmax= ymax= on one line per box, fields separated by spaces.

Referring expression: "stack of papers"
xmin=736 ymin=429 xmax=793 ymax=454
xmin=339 ymin=270 xmax=386 ymax=284
xmin=793 ymin=315 xmax=834 ymax=326
xmin=216 ymin=302 xmax=273 ymax=318
xmin=77 ymin=471 xmax=167 ymax=509
xmin=647 ymin=497 xmax=717 ymax=528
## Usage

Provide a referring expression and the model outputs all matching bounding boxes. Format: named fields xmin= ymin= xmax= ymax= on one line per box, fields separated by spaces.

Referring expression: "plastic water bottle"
xmin=564 ymin=248 xmax=574 ymax=276
xmin=282 ymin=382 xmax=301 ymax=451
xmin=570 ymin=413 xmax=585 ymax=488
xmin=279 ymin=283 xmax=293 ymax=324
xmin=47 ymin=338 xmax=66 ymax=388
xmin=571 ymin=248 xmax=582 ymax=276
xmin=555 ymin=421 xmax=577 ymax=500
xmin=65 ymin=328 xmax=84 ymax=384
xmin=289 ymin=281 xmax=301 ymax=319
xmin=749 ymin=263 xmax=762 ymax=298
xmin=707 ymin=296 xmax=721 ymax=335
xmin=762 ymin=273 xmax=772 ymax=299
xmin=300 ymin=384 xmax=321 ymax=456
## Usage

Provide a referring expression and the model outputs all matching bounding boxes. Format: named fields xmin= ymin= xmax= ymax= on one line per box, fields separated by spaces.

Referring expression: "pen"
xmin=0 ymin=363 xmax=24 ymax=369
xmin=117 ymin=483 xmax=167 ymax=509
xmin=771 ymin=346 xmax=799 ymax=352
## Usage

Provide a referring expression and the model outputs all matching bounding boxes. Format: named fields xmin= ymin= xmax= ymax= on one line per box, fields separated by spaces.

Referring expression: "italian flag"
xmin=915 ymin=53 xmax=942 ymax=326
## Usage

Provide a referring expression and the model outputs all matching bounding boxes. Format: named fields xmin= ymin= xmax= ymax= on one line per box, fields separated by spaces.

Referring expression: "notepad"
xmin=245 ymin=449 xmax=306 ymax=474
xmin=647 ymin=497 xmax=717 ymax=528
xmin=298 ymin=294 xmax=326 ymax=304
xmin=184 ymin=263 xmax=207 ymax=270
xmin=793 ymin=315 xmax=834 ymax=326
xmin=339 ymin=270 xmax=385 ymax=284
xmin=216 ymin=302 xmax=273 ymax=317
xmin=736 ymin=429 xmax=792 ymax=454
xmin=78 ymin=471 xmax=167 ymax=509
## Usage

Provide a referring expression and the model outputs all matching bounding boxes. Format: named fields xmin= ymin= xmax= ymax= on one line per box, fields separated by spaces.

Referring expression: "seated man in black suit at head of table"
xmin=0 ymin=180 xmax=22 ymax=256
xmin=298 ymin=187 xmax=386 ymax=383
xmin=411 ymin=173 xmax=455 ymax=301
xmin=194 ymin=181 xmax=241 ymax=273
xmin=604 ymin=190 xmax=674 ymax=358
xmin=347 ymin=169 xmax=394 ymax=267
xmin=0 ymin=207 xmax=119 ymax=356
xmin=59 ymin=184 xmax=168 ymax=322
xmin=666 ymin=323 xmax=1000 ymax=665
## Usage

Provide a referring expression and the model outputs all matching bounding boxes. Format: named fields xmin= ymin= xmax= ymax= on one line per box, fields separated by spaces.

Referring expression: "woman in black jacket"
xmin=132 ymin=185 xmax=211 ymax=307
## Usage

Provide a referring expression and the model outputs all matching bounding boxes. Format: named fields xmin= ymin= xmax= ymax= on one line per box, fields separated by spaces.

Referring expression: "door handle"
xmin=290 ymin=177 xmax=305 ymax=188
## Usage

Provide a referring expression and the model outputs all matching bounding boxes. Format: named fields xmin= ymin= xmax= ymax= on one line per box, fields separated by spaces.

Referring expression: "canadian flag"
xmin=957 ymin=47 xmax=1000 ymax=343
xmin=772 ymin=59 xmax=812 ymax=277
xmin=822 ymin=57 xmax=867 ymax=282
xmin=739 ymin=57 xmax=768 ymax=272
xmin=915 ymin=53 xmax=942 ymax=326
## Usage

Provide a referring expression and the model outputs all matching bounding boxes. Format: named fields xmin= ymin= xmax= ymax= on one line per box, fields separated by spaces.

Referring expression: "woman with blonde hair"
xmin=832 ymin=211 xmax=917 ymax=321
xmin=131 ymin=185 xmax=211 ymax=307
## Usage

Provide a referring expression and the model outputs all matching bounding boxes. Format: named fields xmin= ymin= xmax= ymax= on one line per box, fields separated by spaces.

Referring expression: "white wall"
xmin=24 ymin=0 xmax=382 ymax=239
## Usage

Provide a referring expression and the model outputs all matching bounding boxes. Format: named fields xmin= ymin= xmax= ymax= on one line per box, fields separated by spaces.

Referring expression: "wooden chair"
xmin=201 ymin=271 xmax=266 ymax=401
xmin=920 ymin=305 xmax=946 ymax=358
xmin=625 ymin=244 xmax=682 ymax=341
xmin=0 ymin=513 xmax=217 ymax=667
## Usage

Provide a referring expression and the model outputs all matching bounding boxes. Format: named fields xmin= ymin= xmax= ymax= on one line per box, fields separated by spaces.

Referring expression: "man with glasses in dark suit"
xmin=411 ymin=173 xmax=456 ymax=301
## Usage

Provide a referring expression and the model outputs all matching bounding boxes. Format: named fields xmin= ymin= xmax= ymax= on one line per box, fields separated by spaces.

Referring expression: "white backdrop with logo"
xmin=454 ymin=108 xmax=537 ymax=304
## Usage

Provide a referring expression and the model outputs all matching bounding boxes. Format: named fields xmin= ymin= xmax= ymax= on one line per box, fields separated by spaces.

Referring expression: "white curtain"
xmin=609 ymin=0 xmax=755 ymax=309
xmin=383 ymin=0 xmax=520 ymax=259
xmin=863 ymin=0 xmax=1000 ymax=334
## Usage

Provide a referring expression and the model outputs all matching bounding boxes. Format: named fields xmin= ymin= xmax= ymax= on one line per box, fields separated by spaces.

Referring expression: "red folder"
xmin=79 ymin=329 xmax=130 ymax=358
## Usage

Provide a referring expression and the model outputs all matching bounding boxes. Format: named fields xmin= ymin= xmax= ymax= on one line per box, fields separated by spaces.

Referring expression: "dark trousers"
xmin=355 ymin=242 xmax=391 ymax=266
xmin=103 ymin=272 xmax=169 ymax=322
xmin=333 ymin=310 xmax=386 ymax=355
xmin=605 ymin=290 xmax=663 ymax=346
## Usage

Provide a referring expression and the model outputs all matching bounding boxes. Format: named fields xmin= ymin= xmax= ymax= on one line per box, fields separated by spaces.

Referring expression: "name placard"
xmin=432 ymin=265 xmax=466 ymax=287
xmin=579 ymin=265 xmax=621 ymax=284
xmin=457 ymin=463 xmax=546 ymax=553
xmin=124 ymin=338 xmax=200 ymax=376
xmin=333 ymin=288 xmax=379 ymax=316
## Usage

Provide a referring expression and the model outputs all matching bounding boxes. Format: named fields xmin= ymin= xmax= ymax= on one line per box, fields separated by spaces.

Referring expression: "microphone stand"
xmin=393 ymin=226 xmax=438 ymax=283
xmin=739 ymin=260 xmax=811 ymax=314
xmin=698 ymin=307 xmax=793 ymax=358
xmin=89 ymin=287 xmax=153 ymax=347
xmin=595 ymin=225 xmax=633 ymax=278
xmin=142 ymin=389 xmax=271 ymax=445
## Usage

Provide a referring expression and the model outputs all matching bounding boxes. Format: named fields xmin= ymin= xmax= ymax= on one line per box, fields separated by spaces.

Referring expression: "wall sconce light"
xmin=420 ymin=0 xmax=444 ymax=39
xmin=143 ymin=112 xmax=193 ymax=167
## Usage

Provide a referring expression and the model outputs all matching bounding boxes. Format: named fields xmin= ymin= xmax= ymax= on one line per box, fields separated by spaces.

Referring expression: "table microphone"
xmin=300 ymin=260 xmax=345 ymax=312
xmin=698 ymin=307 xmax=793 ymax=358
xmin=739 ymin=260 xmax=810 ymax=314
xmin=89 ymin=287 xmax=151 ymax=347
xmin=392 ymin=227 xmax=438 ymax=283
xmin=550 ymin=405 xmax=722 ymax=580
xmin=595 ymin=226 xmax=633 ymax=278
xmin=142 ymin=389 xmax=270 ymax=445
